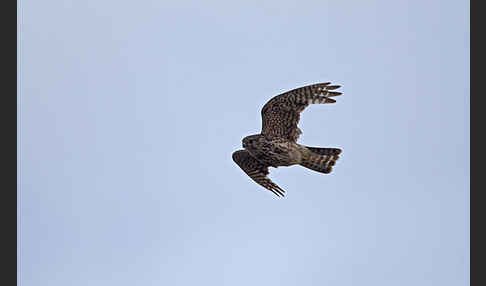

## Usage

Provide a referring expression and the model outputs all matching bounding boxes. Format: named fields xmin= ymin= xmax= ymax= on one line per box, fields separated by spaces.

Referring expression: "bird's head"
xmin=242 ymin=134 xmax=263 ymax=149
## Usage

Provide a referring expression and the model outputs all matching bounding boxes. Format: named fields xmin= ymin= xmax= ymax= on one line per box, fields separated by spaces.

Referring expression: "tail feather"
xmin=306 ymin=146 xmax=342 ymax=156
xmin=300 ymin=146 xmax=342 ymax=174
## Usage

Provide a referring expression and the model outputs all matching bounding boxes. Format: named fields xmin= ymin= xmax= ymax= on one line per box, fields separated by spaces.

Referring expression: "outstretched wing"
xmin=232 ymin=150 xmax=285 ymax=197
xmin=261 ymin=82 xmax=342 ymax=142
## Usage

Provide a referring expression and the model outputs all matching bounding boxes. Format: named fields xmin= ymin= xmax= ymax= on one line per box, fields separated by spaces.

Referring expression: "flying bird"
xmin=232 ymin=82 xmax=343 ymax=197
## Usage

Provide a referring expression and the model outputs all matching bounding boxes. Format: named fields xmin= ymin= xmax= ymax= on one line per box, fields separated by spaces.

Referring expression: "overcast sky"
xmin=19 ymin=1 xmax=469 ymax=285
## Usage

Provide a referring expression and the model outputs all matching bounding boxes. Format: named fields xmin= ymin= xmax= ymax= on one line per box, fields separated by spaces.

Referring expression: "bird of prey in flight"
xmin=232 ymin=82 xmax=342 ymax=197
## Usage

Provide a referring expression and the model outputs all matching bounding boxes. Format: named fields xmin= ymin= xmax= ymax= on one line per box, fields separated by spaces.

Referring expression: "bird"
xmin=232 ymin=82 xmax=342 ymax=197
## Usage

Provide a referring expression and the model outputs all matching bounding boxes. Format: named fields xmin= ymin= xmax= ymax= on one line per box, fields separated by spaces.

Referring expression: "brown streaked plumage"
xmin=232 ymin=82 xmax=343 ymax=197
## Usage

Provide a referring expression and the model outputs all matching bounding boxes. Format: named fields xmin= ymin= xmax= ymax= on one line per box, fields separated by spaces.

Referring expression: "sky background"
xmin=19 ymin=1 xmax=469 ymax=285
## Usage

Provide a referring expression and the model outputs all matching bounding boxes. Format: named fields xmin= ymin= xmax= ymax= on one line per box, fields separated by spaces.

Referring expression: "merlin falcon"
xmin=232 ymin=82 xmax=342 ymax=197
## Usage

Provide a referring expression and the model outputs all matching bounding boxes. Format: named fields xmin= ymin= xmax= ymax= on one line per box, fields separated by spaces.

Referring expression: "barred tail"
xmin=299 ymin=147 xmax=341 ymax=174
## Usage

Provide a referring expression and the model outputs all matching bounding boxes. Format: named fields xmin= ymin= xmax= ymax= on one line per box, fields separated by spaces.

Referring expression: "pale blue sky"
xmin=19 ymin=1 xmax=469 ymax=285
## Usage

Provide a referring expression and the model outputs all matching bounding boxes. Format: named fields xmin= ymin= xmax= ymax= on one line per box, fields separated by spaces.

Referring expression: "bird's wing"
xmin=232 ymin=150 xmax=285 ymax=197
xmin=260 ymin=82 xmax=342 ymax=142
